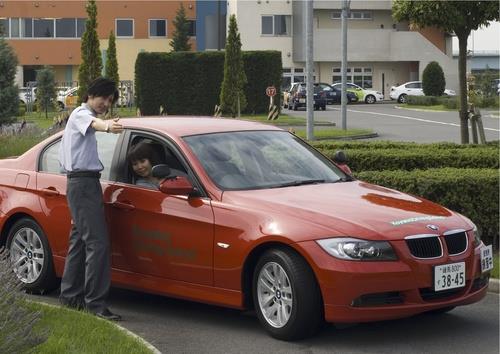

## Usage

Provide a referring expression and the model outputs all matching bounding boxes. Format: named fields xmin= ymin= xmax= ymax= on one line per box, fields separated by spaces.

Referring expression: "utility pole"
xmin=306 ymin=0 xmax=314 ymax=140
xmin=341 ymin=0 xmax=350 ymax=130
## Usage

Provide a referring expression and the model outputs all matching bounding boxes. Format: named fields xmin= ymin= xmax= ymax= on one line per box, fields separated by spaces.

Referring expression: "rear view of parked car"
xmin=288 ymin=83 xmax=326 ymax=111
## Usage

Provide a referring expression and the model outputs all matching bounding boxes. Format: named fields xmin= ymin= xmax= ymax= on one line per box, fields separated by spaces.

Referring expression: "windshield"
xmin=183 ymin=131 xmax=348 ymax=190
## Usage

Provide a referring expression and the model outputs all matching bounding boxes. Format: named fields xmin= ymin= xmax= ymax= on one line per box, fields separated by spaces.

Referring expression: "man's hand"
xmin=108 ymin=117 xmax=123 ymax=134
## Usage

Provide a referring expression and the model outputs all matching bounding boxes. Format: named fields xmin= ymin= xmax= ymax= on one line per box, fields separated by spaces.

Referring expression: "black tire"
xmin=427 ymin=306 xmax=456 ymax=315
xmin=398 ymin=94 xmax=407 ymax=104
xmin=293 ymin=102 xmax=298 ymax=111
xmin=6 ymin=218 xmax=57 ymax=294
xmin=314 ymin=105 xmax=318 ymax=110
xmin=321 ymin=105 xmax=326 ymax=111
xmin=252 ymin=248 xmax=323 ymax=341
xmin=365 ymin=95 xmax=376 ymax=104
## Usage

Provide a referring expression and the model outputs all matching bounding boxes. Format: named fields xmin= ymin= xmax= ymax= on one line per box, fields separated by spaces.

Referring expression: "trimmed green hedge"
xmin=310 ymin=140 xmax=500 ymax=150
xmin=317 ymin=148 xmax=499 ymax=171
xmin=355 ymin=168 xmax=499 ymax=248
xmin=135 ymin=51 xmax=282 ymax=116
xmin=406 ymin=95 xmax=499 ymax=109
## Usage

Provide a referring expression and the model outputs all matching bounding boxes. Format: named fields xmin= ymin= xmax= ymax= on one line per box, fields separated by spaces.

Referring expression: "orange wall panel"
xmin=415 ymin=26 xmax=446 ymax=54
xmin=9 ymin=40 xmax=82 ymax=65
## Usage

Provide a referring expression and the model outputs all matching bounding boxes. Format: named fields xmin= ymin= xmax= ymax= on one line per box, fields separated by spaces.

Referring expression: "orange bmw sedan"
xmin=0 ymin=117 xmax=493 ymax=340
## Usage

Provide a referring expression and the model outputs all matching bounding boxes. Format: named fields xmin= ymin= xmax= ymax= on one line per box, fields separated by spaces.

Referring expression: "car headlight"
xmin=316 ymin=237 xmax=398 ymax=261
xmin=472 ymin=224 xmax=482 ymax=248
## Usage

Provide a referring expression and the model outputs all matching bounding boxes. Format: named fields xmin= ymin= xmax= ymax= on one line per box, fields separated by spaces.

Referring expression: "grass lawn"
xmin=239 ymin=113 xmax=309 ymax=125
xmin=30 ymin=303 xmax=152 ymax=353
xmin=492 ymin=253 xmax=499 ymax=279
xmin=400 ymin=104 xmax=457 ymax=112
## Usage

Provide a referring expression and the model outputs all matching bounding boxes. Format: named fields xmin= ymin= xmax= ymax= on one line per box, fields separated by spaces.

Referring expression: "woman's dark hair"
xmin=127 ymin=141 xmax=161 ymax=167
xmin=83 ymin=77 xmax=119 ymax=103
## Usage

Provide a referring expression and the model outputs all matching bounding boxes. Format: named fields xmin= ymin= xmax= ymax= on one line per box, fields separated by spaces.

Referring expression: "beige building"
xmin=227 ymin=0 xmax=458 ymax=98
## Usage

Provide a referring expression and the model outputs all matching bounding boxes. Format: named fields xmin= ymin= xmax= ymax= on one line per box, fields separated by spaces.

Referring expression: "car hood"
xmin=223 ymin=181 xmax=470 ymax=242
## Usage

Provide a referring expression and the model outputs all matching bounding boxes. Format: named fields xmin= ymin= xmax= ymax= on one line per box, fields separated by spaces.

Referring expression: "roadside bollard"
xmin=268 ymin=104 xmax=279 ymax=120
xmin=214 ymin=104 xmax=222 ymax=118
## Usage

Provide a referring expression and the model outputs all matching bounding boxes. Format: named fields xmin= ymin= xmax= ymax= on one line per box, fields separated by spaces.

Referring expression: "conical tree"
xmin=36 ymin=66 xmax=57 ymax=119
xmin=105 ymin=30 xmax=119 ymax=85
xmin=0 ymin=36 xmax=19 ymax=126
xmin=422 ymin=61 xmax=445 ymax=97
xmin=171 ymin=3 xmax=191 ymax=51
xmin=220 ymin=15 xmax=247 ymax=118
xmin=78 ymin=0 xmax=102 ymax=104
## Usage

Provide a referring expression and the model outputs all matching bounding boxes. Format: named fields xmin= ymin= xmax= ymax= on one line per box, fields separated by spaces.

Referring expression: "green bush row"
xmin=355 ymin=168 xmax=499 ymax=248
xmin=310 ymin=140 xmax=500 ymax=151
xmin=135 ymin=51 xmax=282 ymax=116
xmin=317 ymin=147 xmax=499 ymax=171
xmin=406 ymin=95 xmax=499 ymax=109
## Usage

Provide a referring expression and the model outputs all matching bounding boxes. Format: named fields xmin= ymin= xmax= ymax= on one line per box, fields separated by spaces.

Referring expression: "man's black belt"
xmin=67 ymin=171 xmax=101 ymax=179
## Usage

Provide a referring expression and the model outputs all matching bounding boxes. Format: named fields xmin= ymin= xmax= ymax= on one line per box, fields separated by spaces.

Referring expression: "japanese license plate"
xmin=299 ymin=98 xmax=306 ymax=103
xmin=434 ymin=262 xmax=465 ymax=291
xmin=480 ymin=245 xmax=494 ymax=273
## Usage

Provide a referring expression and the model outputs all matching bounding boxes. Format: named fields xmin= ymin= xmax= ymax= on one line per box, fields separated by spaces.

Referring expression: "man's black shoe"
xmin=95 ymin=308 xmax=122 ymax=321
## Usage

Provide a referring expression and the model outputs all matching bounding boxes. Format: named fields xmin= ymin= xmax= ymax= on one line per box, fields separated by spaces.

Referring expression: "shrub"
xmin=0 ymin=248 xmax=47 ymax=353
xmin=135 ymin=50 xmax=282 ymax=115
xmin=310 ymin=140 xmax=499 ymax=151
xmin=422 ymin=61 xmax=445 ymax=96
xmin=406 ymin=95 xmax=440 ymax=106
xmin=439 ymin=96 xmax=459 ymax=109
xmin=316 ymin=148 xmax=499 ymax=171
xmin=355 ymin=168 xmax=499 ymax=248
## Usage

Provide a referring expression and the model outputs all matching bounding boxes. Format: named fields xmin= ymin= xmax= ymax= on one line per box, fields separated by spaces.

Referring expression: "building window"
xmin=261 ymin=15 xmax=291 ymax=36
xmin=116 ymin=19 xmax=134 ymax=38
xmin=149 ymin=19 xmax=166 ymax=37
xmin=332 ymin=67 xmax=373 ymax=88
xmin=77 ymin=18 xmax=86 ymax=37
xmin=34 ymin=18 xmax=54 ymax=38
xmin=10 ymin=18 xmax=20 ymax=38
xmin=22 ymin=18 xmax=33 ymax=38
xmin=56 ymin=18 xmax=76 ymax=38
xmin=187 ymin=20 xmax=196 ymax=37
xmin=0 ymin=18 xmax=9 ymax=37
xmin=331 ymin=11 xmax=372 ymax=20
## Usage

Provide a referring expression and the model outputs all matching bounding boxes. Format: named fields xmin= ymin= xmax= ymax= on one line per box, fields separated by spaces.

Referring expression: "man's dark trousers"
xmin=60 ymin=175 xmax=110 ymax=313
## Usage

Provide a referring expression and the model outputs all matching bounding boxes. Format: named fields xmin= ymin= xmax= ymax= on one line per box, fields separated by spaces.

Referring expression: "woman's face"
xmin=131 ymin=158 xmax=153 ymax=178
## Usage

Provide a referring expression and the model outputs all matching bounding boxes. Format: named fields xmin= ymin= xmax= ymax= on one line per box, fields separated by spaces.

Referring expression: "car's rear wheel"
xmin=7 ymin=218 xmax=57 ymax=293
xmin=293 ymin=102 xmax=298 ymax=111
xmin=321 ymin=105 xmax=326 ymax=110
xmin=252 ymin=248 xmax=323 ymax=341
xmin=398 ymin=94 xmax=407 ymax=103
xmin=365 ymin=95 xmax=376 ymax=104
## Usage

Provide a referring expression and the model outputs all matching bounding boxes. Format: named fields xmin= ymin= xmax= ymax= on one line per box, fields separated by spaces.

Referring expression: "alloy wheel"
xmin=9 ymin=227 xmax=45 ymax=284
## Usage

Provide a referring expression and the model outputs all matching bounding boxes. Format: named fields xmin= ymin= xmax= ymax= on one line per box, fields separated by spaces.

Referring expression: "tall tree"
xmin=105 ymin=31 xmax=119 ymax=86
xmin=171 ymin=3 xmax=192 ymax=51
xmin=220 ymin=15 xmax=247 ymax=117
xmin=0 ymin=36 xmax=19 ymax=126
xmin=36 ymin=66 xmax=57 ymax=119
xmin=422 ymin=61 xmax=445 ymax=97
xmin=78 ymin=0 xmax=102 ymax=104
xmin=393 ymin=1 xmax=499 ymax=144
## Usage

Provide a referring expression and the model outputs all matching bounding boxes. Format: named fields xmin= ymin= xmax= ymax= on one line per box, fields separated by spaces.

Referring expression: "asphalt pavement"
xmin=284 ymin=102 xmax=500 ymax=143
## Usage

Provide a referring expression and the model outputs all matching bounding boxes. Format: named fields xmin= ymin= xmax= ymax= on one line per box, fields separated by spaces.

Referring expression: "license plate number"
xmin=434 ymin=262 xmax=465 ymax=291
xmin=299 ymin=98 xmax=306 ymax=103
xmin=480 ymin=245 xmax=494 ymax=273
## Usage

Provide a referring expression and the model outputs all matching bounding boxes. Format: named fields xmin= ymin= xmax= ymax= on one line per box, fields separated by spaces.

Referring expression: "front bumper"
xmin=297 ymin=239 xmax=489 ymax=323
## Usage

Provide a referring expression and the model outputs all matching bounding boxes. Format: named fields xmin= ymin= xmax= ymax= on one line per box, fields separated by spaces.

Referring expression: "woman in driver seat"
xmin=127 ymin=141 xmax=163 ymax=190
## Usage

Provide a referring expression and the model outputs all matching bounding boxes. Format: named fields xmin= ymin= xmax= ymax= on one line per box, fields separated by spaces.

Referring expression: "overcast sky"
xmin=452 ymin=21 xmax=500 ymax=52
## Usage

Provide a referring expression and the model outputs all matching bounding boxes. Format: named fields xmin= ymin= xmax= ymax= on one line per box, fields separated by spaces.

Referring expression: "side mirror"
xmin=332 ymin=150 xmax=352 ymax=175
xmin=159 ymin=176 xmax=196 ymax=196
xmin=152 ymin=164 xmax=171 ymax=179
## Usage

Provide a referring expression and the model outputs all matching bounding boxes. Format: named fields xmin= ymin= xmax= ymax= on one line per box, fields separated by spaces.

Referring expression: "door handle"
xmin=110 ymin=201 xmax=135 ymax=211
xmin=41 ymin=187 xmax=60 ymax=196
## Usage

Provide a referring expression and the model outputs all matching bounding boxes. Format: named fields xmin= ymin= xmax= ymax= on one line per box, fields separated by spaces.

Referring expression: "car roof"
xmin=121 ymin=117 xmax=283 ymax=138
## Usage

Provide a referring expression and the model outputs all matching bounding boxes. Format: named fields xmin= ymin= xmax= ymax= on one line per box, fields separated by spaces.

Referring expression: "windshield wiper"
xmin=271 ymin=179 xmax=326 ymax=188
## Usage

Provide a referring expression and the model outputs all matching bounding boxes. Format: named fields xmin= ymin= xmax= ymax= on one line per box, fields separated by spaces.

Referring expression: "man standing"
xmin=58 ymin=77 xmax=123 ymax=320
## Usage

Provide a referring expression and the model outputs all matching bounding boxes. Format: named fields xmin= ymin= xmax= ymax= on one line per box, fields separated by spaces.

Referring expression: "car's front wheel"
xmin=6 ymin=218 xmax=57 ymax=293
xmin=252 ymin=248 xmax=323 ymax=341
xmin=398 ymin=94 xmax=407 ymax=103
xmin=365 ymin=95 xmax=376 ymax=104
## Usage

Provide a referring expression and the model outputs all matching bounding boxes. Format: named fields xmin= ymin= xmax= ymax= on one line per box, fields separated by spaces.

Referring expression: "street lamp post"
xmin=341 ymin=0 xmax=350 ymax=130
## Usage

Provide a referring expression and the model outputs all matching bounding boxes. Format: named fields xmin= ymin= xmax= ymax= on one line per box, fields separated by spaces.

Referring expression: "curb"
xmin=32 ymin=301 xmax=162 ymax=354
xmin=312 ymin=132 xmax=379 ymax=141
xmin=393 ymin=105 xmax=452 ymax=112
xmin=489 ymin=278 xmax=499 ymax=294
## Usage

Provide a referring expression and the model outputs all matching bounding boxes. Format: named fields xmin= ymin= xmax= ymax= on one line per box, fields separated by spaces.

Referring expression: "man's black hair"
xmin=83 ymin=77 xmax=119 ymax=103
